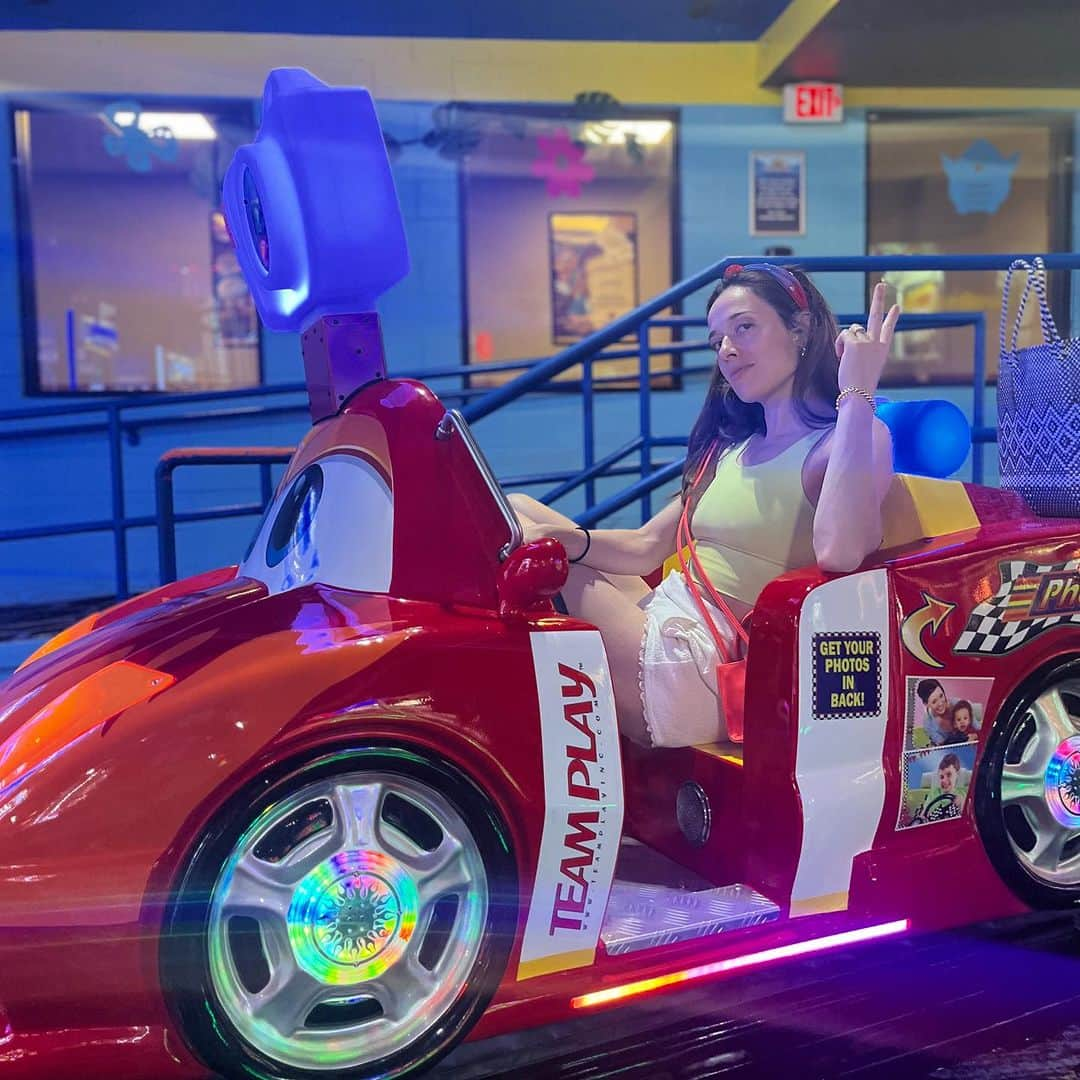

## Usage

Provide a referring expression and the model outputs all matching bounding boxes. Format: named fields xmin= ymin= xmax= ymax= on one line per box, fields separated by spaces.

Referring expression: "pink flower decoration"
xmin=531 ymin=128 xmax=595 ymax=198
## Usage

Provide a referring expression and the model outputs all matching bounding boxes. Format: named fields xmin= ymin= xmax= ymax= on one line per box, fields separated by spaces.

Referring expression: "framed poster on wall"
xmin=750 ymin=150 xmax=806 ymax=236
xmin=549 ymin=211 xmax=638 ymax=344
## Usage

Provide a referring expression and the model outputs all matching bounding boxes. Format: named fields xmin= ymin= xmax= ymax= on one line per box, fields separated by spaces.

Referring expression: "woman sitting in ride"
xmin=510 ymin=265 xmax=900 ymax=748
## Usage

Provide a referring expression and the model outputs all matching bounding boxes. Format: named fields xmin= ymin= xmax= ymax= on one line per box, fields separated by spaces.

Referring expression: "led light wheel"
xmin=164 ymin=749 xmax=516 ymax=1080
xmin=977 ymin=662 xmax=1080 ymax=907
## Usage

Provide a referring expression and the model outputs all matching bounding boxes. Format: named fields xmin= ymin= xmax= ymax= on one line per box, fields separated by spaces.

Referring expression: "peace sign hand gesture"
xmin=834 ymin=281 xmax=901 ymax=396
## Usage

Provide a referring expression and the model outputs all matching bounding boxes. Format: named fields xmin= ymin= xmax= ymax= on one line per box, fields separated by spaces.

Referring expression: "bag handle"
xmin=676 ymin=443 xmax=750 ymax=659
xmin=680 ymin=510 xmax=750 ymax=650
xmin=1001 ymin=257 xmax=1061 ymax=355
xmin=1029 ymin=257 xmax=1061 ymax=346
xmin=999 ymin=259 xmax=1024 ymax=358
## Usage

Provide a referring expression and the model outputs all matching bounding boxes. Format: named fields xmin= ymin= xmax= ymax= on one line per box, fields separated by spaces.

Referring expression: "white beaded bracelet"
xmin=835 ymin=386 xmax=877 ymax=412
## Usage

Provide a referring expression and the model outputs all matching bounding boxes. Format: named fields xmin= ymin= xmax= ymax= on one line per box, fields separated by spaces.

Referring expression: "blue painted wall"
xmin=681 ymin=105 xmax=867 ymax=315
xmin=0 ymin=96 xmax=1013 ymax=619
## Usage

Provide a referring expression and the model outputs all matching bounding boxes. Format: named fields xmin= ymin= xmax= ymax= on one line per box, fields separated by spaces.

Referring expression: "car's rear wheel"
xmin=977 ymin=660 xmax=1080 ymax=907
xmin=163 ymin=748 xmax=516 ymax=1080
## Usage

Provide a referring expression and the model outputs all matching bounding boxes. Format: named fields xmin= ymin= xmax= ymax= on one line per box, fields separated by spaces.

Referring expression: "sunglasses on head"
xmin=722 ymin=263 xmax=809 ymax=311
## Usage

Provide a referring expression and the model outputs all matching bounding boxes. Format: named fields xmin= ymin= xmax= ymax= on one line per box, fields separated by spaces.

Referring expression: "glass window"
xmin=457 ymin=103 xmax=679 ymax=389
xmin=265 ymin=464 xmax=324 ymax=569
xmin=12 ymin=97 xmax=260 ymax=394
xmin=867 ymin=110 xmax=1072 ymax=384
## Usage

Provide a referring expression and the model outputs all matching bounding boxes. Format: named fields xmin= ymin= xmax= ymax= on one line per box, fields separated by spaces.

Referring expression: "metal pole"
xmin=541 ymin=436 xmax=645 ymax=505
xmin=260 ymin=462 xmax=275 ymax=508
xmin=155 ymin=459 xmax=178 ymax=585
xmin=583 ymin=351 xmax=596 ymax=509
xmin=579 ymin=459 xmax=686 ymax=528
xmin=107 ymin=405 xmax=129 ymax=598
xmin=638 ymin=322 xmax=652 ymax=521
xmin=972 ymin=313 xmax=987 ymax=485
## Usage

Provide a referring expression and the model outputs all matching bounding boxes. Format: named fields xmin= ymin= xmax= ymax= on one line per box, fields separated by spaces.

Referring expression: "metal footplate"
xmin=600 ymin=881 xmax=780 ymax=956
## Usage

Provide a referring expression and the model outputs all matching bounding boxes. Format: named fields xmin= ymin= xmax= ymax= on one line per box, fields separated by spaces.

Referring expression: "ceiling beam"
xmin=757 ymin=0 xmax=841 ymax=87
xmin=0 ymin=30 xmax=785 ymax=105
xmin=762 ymin=0 xmax=1080 ymax=90
xmin=847 ymin=86 xmax=1080 ymax=110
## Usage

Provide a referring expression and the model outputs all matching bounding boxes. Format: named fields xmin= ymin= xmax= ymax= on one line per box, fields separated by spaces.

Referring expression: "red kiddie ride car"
xmin=2 ymin=70 xmax=1080 ymax=1080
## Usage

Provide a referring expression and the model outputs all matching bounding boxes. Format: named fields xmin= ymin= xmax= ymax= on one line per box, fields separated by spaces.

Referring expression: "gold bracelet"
xmin=835 ymin=386 xmax=876 ymax=412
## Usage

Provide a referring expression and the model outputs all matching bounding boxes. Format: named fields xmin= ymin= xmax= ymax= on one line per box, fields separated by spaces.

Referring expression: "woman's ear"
xmin=790 ymin=310 xmax=811 ymax=350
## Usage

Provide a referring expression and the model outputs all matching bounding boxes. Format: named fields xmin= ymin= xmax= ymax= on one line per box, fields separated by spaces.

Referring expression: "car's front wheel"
xmin=977 ymin=659 xmax=1080 ymax=908
xmin=163 ymin=748 xmax=516 ymax=1080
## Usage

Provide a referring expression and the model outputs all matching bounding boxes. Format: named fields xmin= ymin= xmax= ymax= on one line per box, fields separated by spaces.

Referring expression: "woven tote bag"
xmin=997 ymin=257 xmax=1080 ymax=516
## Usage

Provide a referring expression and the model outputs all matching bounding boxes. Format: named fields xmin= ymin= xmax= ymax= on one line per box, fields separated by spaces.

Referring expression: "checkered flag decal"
xmin=953 ymin=558 xmax=1080 ymax=655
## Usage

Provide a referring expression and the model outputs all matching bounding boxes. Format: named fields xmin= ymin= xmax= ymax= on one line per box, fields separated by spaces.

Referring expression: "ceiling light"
xmin=108 ymin=111 xmax=217 ymax=141
xmin=581 ymin=120 xmax=672 ymax=146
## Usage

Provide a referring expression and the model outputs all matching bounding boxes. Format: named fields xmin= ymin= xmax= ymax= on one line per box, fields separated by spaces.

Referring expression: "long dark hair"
xmin=682 ymin=266 xmax=839 ymax=503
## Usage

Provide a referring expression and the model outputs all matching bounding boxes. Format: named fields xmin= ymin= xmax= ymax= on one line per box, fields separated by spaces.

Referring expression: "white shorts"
xmin=637 ymin=570 xmax=742 ymax=748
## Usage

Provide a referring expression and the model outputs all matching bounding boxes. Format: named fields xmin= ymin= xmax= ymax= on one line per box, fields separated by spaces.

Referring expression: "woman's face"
xmin=706 ymin=285 xmax=801 ymax=405
xmin=926 ymin=686 xmax=950 ymax=719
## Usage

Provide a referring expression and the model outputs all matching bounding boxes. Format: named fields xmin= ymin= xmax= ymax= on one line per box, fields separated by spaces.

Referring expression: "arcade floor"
xmin=432 ymin=912 xmax=1080 ymax=1079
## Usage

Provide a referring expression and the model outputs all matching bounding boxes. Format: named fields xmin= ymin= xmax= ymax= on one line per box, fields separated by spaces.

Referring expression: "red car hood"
xmin=1 ymin=571 xmax=268 ymax=714
xmin=0 ymin=580 xmax=426 ymax=934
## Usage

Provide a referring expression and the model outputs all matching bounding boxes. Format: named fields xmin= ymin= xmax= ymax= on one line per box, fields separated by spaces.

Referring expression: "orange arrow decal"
xmin=901 ymin=592 xmax=956 ymax=669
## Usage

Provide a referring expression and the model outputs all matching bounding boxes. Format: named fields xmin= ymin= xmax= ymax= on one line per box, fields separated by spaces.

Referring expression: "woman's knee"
xmin=507 ymin=493 xmax=577 ymax=531
xmin=507 ymin=492 xmax=541 ymax=520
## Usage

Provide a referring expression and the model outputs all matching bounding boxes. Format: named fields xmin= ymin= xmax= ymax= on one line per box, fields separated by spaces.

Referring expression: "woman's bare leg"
xmin=508 ymin=492 xmax=653 ymax=744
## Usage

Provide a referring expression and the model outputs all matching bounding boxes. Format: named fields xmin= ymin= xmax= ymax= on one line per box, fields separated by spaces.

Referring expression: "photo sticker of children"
xmin=904 ymin=676 xmax=994 ymax=752
xmin=898 ymin=744 xmax=977 ymax=830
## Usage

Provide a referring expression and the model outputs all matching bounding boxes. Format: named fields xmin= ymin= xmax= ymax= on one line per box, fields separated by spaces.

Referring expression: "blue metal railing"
xmin=519 ymin=309 xmax=988 ymax=524
xmin=465 ymin=253 xmax=1080 ymax=524
xmin=0 ymin=385 xmax=309 ymax=598
xmin=6 ymin=252 xmax=1079 ymax=596
xmin=0 ymin=350 xmax=668 ymax=596
xmin=155 ymin=446 xmax=296 ymax=585
xmin=151 ymin=302 xmax=998 ymax=582
xmin=163 ymin=311 xmax=976 ymax=581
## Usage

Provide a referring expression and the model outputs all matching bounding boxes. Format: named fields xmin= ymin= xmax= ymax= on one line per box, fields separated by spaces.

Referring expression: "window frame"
xmin=865 ymin=107 xmax=1074 ymax=387
xmin=454 ymin=100 xmax=682 ymax=393
xmin=9 ymin=92 xmax=263 ymax=397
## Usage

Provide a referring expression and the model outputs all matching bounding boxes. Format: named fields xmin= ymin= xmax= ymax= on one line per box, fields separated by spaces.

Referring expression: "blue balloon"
xmin=876 ymin=399 xmax=972 ymax=479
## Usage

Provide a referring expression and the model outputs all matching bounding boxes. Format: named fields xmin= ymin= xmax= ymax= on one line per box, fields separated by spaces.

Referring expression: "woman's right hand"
xmin=521 ymin=520 xmax=555 ymax=546
xmin=516 ymin=497 xmax=680 ymax=577
xmin=522 ymin=520 xmax=588 ymax=561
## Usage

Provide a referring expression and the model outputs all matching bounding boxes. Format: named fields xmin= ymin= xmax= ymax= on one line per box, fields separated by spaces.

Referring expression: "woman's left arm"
xmin=813 ymin=282 xmax=901 ymax=573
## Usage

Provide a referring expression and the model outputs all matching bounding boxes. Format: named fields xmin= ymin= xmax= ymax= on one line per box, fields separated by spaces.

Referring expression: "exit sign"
xmin=783 ymin=83 xmax=844 ymax=124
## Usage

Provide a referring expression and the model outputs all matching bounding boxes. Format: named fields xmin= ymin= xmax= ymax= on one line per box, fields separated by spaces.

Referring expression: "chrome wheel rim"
xmin=1001 ymin=679 xmax=1080 ymax=886
xmin=207 ymin=772 xmax=489 ymax=1072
